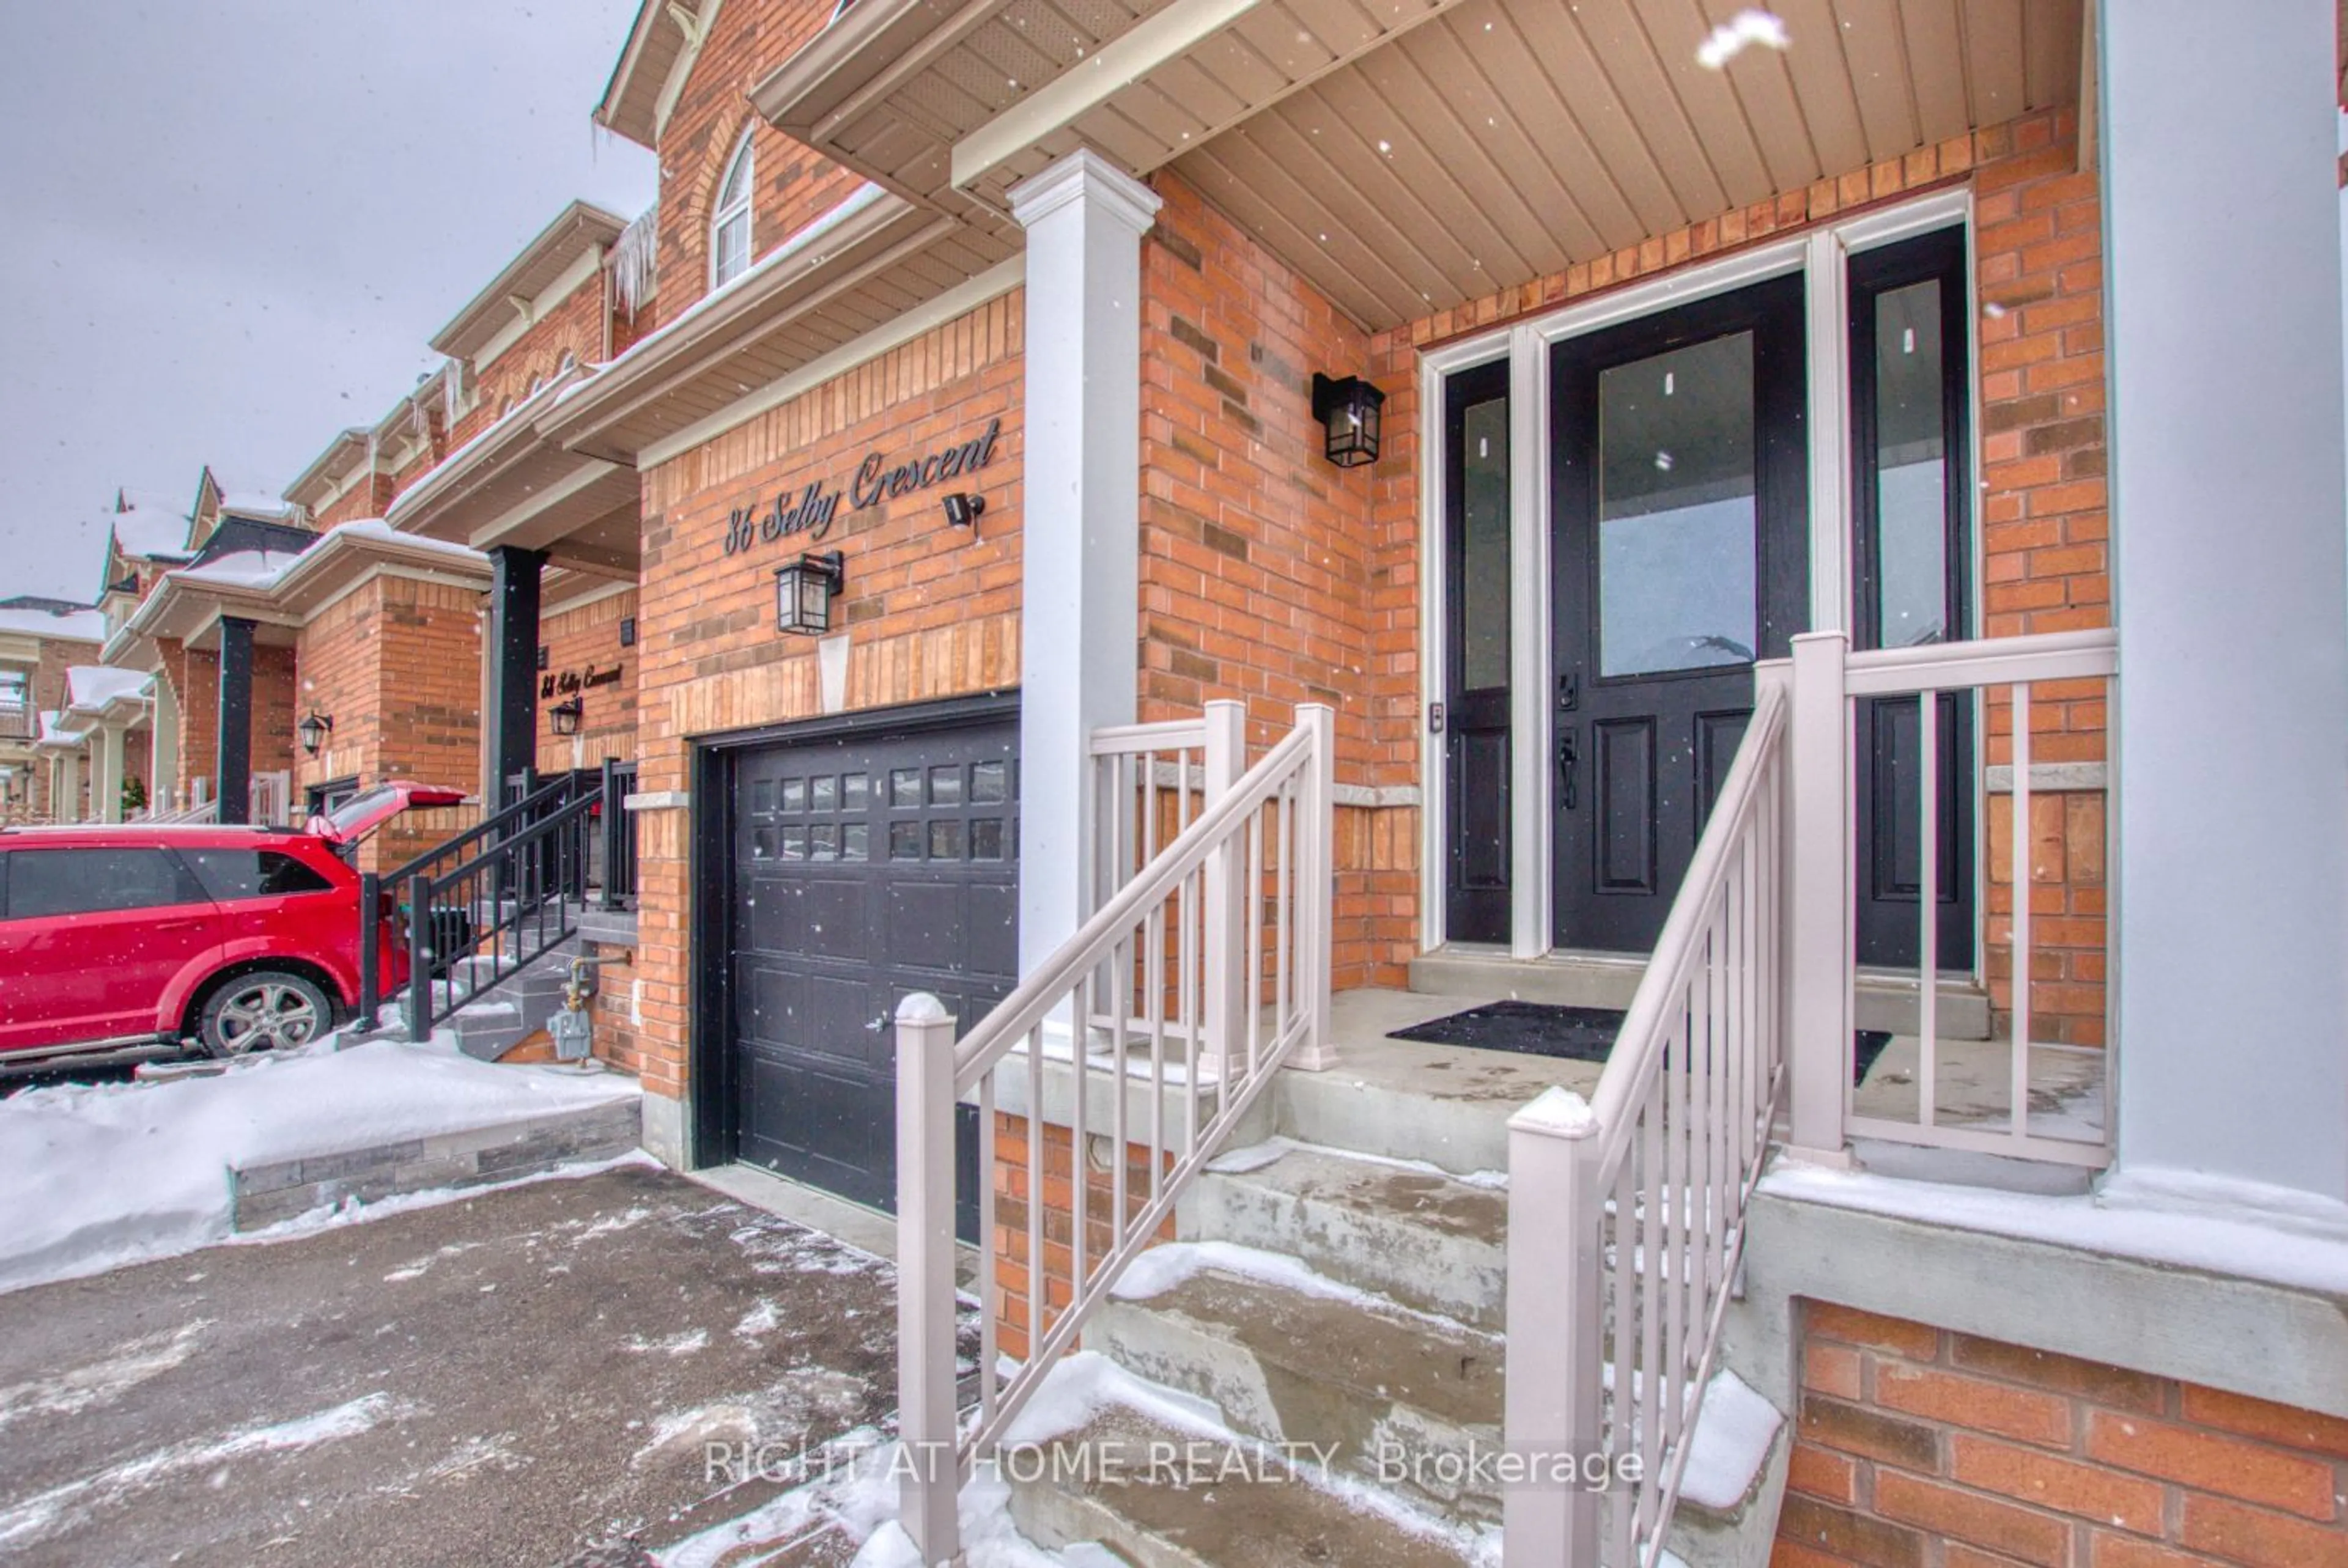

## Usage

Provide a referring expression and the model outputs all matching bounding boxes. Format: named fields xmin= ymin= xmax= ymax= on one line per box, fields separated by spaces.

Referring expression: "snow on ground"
xmin=0 ymin=1035 xmax=640 ymax=1295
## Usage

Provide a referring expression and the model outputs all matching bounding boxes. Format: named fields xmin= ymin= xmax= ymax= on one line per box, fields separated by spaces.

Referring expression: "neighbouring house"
xmin=0 ymin=597 xmax=105 ymax=823
xmin=14 ymin=0 xmax=2346 ymax=1562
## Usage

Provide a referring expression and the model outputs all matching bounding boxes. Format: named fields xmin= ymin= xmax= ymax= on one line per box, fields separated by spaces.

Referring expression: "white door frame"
xmin=1417 ymin=187 xmax=1976 ymax=959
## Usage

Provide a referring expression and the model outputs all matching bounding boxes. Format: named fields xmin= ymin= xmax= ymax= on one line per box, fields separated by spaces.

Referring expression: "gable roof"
xmin=594 ymin=0 xmax=692 ymax=150
xmin=430 ymin=201 xmax=630 ymax=363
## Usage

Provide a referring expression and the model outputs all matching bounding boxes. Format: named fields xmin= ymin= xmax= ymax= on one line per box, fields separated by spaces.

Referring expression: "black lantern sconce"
xmin=1311 ymin=372 xmax=1386 ymax=468
xmin=618 ymin=616 xmax=637 ymax=649
xmin=942 ymin=492 xmax=986 ymax=534
xmin=548 ymin=696 xmax=585 ymax=737
xmin=297 ymin=712 xmax=334 ymax=756
xmin=775 ymin=550 xmax=845 ymax=636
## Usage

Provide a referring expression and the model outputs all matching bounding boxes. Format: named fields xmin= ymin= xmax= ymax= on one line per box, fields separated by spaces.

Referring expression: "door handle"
xmin=1557 ymin=727 xmax=1579 ymax=811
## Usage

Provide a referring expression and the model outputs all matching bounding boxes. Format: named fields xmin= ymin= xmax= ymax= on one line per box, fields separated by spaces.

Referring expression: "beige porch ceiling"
xmin=758 ymin=0 xmax=2083 ymax=331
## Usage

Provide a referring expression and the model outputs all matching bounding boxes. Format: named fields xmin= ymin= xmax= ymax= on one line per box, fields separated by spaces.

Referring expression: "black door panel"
xmin=1551 ymin=276 xmax=1809 ymax=952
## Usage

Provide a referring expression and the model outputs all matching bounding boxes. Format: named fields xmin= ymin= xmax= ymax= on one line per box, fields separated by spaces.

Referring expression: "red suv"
xmin=0 ymin=782 xmax=465 ymax=1066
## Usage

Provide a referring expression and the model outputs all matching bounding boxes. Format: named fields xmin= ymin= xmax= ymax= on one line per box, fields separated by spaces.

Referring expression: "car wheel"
xmin=200 ymin=972 xmax=333 ymax=1058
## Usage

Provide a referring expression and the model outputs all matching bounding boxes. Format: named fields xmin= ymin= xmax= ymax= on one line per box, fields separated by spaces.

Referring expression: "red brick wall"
xmin=628 ymin=289 xmax=1024 ymax=1102
xmin=313 ymin=474 xmax=396 ymax=531
xmin=1777 ymin=1303 xmax=2348 ymax=1567
xmin=993 ymin=1114 xmax=1173 ymax=1360
xmin=251 ymin=644 xmax=300 ymax=811
xmin=157 ymin=640 xmax=218 ymax=808
xmin=1139 ymin=173 xmax=1419 ymax=991
xmin=289 ymin=573 xmax=485 ymax=870
xmin=649 ymin=0 xmax=869 ymax=325
xmin=452 ymin=278 xmax=619 ymax=447
xmin=534 ymin=588 xmax=639 ymax=772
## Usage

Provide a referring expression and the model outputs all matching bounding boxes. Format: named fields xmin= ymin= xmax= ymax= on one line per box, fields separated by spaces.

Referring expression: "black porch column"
xmin=487 ymin=546 xmax=545 ymax=802
xmin=215 ymin=615 xmax=255 ymax=826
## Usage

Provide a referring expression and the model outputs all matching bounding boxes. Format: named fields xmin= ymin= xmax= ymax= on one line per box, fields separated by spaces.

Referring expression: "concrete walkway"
xmin=0 ymin=1166 xmax=903 ymax=1567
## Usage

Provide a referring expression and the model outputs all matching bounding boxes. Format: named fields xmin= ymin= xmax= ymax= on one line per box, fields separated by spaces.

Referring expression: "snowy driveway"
xmin=0 ymin=1165 xmax=902 ymax=1567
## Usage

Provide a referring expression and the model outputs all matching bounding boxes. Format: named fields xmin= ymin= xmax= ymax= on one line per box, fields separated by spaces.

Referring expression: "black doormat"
xmin=1390 ymin=999 xmax=1895 ymax=1084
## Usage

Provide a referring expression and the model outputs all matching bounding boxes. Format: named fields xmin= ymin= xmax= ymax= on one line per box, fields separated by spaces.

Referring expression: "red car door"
xmin=0 ymin=845 xmax=224 ymax=1053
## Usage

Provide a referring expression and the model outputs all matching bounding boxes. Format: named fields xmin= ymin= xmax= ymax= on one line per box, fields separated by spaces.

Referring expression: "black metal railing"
xmin=401 ymin=786 xmax=601 ymax=1042
xmin=599 ymin=757 xmax=639 ymax=911
xmin=356 ymin=770 xmax=601 ymax=1037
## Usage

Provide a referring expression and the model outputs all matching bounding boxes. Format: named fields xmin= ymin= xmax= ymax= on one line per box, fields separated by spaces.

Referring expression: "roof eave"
xmin=429 ymin=202 xmax=632 ymax=361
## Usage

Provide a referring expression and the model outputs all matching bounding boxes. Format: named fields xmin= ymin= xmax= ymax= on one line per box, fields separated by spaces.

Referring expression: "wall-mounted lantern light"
xmin=1311 ymin=372 xmax=1386 ymax=468
xmin=537 ymin=644 xmax=551 ymax=671
xmin=618 ymin=616 xmax=637 ymax=649
xmin=297 ymin=712 xmax=334 ymax=756
xmin=548 ymin=696 xmax=585 ymax=737
xmin=942 ymin=493 xmax=986 ymax=533
xmin=775 ymin=550 xmax=845 ymax=637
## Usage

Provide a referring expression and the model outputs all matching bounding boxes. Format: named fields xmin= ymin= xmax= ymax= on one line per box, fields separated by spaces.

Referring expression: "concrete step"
xmin=1087 ymin=1247 xmax=1505 ymax=1523
xmin=1179 ymin=1139 xmax=1507 ymax=1328
xmin=1004 ymin=1375 xmax=1487 ymax=1568
xmin=1409 ymin=946 xmax=1993 ymax=1040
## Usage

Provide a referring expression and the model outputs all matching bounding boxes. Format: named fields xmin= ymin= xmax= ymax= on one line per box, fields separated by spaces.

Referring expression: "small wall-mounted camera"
xmin=942 ymin=493 xmax=986 ymax=533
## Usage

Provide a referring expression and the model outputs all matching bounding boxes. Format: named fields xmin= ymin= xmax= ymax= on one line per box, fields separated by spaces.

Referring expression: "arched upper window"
xmin=711 ymin=131 xmax=755 ymax=289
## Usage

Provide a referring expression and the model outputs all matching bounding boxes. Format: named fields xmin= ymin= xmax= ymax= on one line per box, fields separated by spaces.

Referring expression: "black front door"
xmin=1444 ymin=360 xmax=1514 ymax=944
xmin=1551 ymin=276 xmax=1809 ymax=952
xmin=727 ymin=709 xmax=1019 ymax=1215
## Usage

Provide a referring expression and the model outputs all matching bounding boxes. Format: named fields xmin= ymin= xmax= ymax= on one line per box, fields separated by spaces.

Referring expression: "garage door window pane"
xmin=971 ymin=819 xmax=1005 ymax=860
xmin=751 ymin=779 xmax=776 ymax=815
xmin=972 ymin=761 xmax=1008 ymax=804
xmin=780 ymin=825 xmax=807 ymax=860
xmin=889 ymin=822 xmax=922 ymax=859
xmin=780 ymin=778 xmax=806 ymax=811
xmin=843 ymin=823 xmax=869 ymax=861
xmin=810 ymin=824 xmax=838 ymax=861
xmin=929 ymin=821 xmax=964 ymax=859
xmin=753 ymin=827 xmax=777 ymax=861
xmin=929 ymin=765 xmax=962 ymax=806
xmin=890 ymin=768 xmax=921 ymax=808
xmin=810 ymin=776 xmax=838 ymax=811
xmin=842 ymin=773 xmax=869 ymax=809
xmin=6 ymin=848 xmax=203 ymax=918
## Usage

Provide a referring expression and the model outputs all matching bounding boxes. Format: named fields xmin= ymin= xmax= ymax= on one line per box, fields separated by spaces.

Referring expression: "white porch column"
xmin=94 ymin=723 xmax=127 ymax=824
xmin=1009 ymin=150 xmax=1161 ymax=971
xmin=56 ymin=751 xmax=82 ymax=825
xmin=150 ymin=674 xmax=180 ymax=811
xmin=2102 ymin=0 xmax=2348 ymax=1202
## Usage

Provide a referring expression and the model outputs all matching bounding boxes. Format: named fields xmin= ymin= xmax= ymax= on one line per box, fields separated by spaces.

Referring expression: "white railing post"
xmin=1503 ymin=1088 xmax=1603 ymax=1566
xmin=1784 ymin=631 xmax=1855 ymax=1166
xmin=895 ymin=992 xmax=961 ymax=1565
xmin=1200 ymin=700 xmax=1248 ymax=1078
xmin=1291 ymin=702 xmax=1338 ymax=1071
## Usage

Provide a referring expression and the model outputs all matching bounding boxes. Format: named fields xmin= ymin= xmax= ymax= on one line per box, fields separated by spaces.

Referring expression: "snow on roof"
xmin=220 ymin=491 xmax=297 ymax=520
xmin=37 ymin=710 xmax=86 ymax=744
xmin=171 ymin=550 xmax=300 ymax=591
xmin=0 ymin=606 xmax=105 ymax=643
xmin=330 ymin=518 xmax=489 ymax=563
xmin=65 ymin=666 xmax=150 ymax=710
xmin=111 ymin=507 xmax=192 ymax=562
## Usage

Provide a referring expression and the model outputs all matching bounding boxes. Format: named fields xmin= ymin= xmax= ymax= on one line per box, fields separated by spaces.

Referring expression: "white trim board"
xmin=1414 ymin=188 xmax=1978 ymax=962
xmin=638 ymin=256 xmax=1025 ymax=469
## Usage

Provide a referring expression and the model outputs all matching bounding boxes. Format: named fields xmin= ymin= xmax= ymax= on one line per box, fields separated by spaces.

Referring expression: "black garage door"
xmin=726 ymin=710 xmax=1018 ymax=1212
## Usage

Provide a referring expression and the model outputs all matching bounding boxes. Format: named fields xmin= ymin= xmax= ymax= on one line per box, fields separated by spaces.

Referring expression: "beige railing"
xmin=892 ymin=701 xmax=1333 ymax=1563
xmin=1504 ymin=675 xmax=1790 ymax=1567
xmin=1504 ymin=627 xmax=2119 ymax=1565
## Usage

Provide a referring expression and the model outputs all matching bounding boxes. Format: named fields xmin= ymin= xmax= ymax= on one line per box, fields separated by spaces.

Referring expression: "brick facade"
xmin=534 ymin=587 xmax=639 ymax=773
xmin=648 ymin=0 xmax=868 ymax=327
xmin=291 ymin=572 xmax=488 ymax=870
xmin=629 ymin=289 xmax=1024 ymax=1102
xmin=1776 ymin=1303 xmax=2348 ymax=1567
xmin=452 ymin=277 xmax=621 ymax=445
